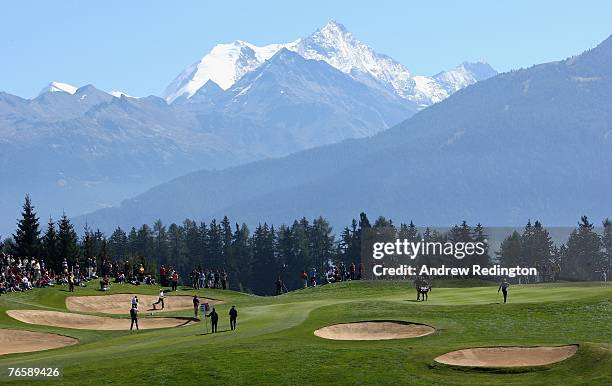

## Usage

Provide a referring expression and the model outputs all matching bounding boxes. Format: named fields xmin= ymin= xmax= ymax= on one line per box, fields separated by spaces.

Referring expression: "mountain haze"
xmin=0 ymin=21 xmax=495 ymax=234
xmin=80 ymin=34 xmax=612 ymax=231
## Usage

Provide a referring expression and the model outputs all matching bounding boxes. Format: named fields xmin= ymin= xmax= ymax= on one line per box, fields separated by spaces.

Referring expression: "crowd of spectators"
xmin=188 ymin=267 xmax=229 ymax=290
xmin=0 ymin=252 xmax=54 ymax=294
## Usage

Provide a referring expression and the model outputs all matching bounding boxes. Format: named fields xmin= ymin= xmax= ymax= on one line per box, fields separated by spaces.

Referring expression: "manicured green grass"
xmin=0 ymin=280 xmax=610 ymax=385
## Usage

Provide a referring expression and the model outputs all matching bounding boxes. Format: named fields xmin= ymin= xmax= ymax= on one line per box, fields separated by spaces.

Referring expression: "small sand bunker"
xmin=0 ymin=329 xmax=78 ymax=355
xmin=7 ymin=310 xmax=193 ymax=331
xmin=66 ymin=294 xmax=223 ymax=314
xmin=314 ymin=321 xmax=435 ymax=340
xmin=434 ymin=345 xmax=578 ymax=367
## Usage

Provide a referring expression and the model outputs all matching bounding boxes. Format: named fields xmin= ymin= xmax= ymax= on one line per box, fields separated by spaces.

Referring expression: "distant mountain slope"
xmin=80 ymin=34 xmax=612 ymax=231
xmin=195 ymin=48 xmax=414 ymax=147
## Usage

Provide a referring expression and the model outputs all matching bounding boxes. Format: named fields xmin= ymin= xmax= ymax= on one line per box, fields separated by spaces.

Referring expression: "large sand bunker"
xmin=7 ymin=310 xmax=193 ymax=330
xmin=314 ymin=321 xmax=435 ymax=340
xmin=434 ymin=345 xmax=578 ymax=367
xmin=0 ymin=329 xmax=78 ymax=355
xmin=66 ymin=294 xmax=223 ymax=314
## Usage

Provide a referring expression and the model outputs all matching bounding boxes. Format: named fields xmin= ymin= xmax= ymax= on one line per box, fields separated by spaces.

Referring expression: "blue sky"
xmin=1 ymin=0 xmax=610 ymax=98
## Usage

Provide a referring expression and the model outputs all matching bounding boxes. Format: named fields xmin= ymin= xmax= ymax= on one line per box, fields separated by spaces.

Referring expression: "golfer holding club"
xmin=498 ymin=278 xmax=510 ymax=303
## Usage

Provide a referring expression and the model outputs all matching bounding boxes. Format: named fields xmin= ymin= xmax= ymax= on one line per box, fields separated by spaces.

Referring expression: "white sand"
xmin=7 ymin=310 xmax=193 ymax=330
xmin=66 ymin=294 xmax=223 ymax=314
xmin=314 ymin=321 xmax=435 ymax=340
xmin=0 ymin=329 xmax=78 ymax=355
xmin=434 ymin=345 xmax=578 ymax=367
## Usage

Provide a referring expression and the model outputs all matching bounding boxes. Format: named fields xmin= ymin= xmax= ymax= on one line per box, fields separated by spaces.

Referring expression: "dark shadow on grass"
xmin=198 ymin=329 xmax=233 ymax=336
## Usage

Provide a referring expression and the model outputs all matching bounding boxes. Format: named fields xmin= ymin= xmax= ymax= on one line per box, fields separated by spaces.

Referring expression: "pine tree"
xmin=230 ymin=223 xmax=251 ymax=291
xmin=276 ymin=225 xmax=295 ymax=287
xmin=563 ymin=216 xmax=603 ymax=281
xmin=309 ymin=216 xmax=335 ymax=273
xmin=108 ymin=227 xmax=128 ymax=261
xmin=498 ymin=231 xmax=522 ymax=267
xmin=207 ymin=219 xmax=223 ymax=268
xmin=127 ymin=227 xmax=138 ymax=257
xmin=183 ymin=219 xmax=201 ymax=269
xmin=82 ymin=225 xmax=95 ymax=264
xmin=251 ymin=223 xmax=278 ymax=294
xmin=221 ymin=216 xmax=233 ymax=268
xmin=167 ymin=223 xmax=185 ymax=272
xmin=152 ymin=220 xmax=168 ymax=267
xmin=603 ymin=218 xmax=611 ymax=280
xmin=472 ymin=223 xmax=491 ymax=266
xmin=136 ymin=224 xmax=154 ymax=264
xmin=447 ymin=221 xmax=473 ymax=272
xmin=291 ymin=219 xmax=311 ymax=273
xmin=12 ymin=195 xmax=41 ymax=258
xmin=42 ymin=217 xmax=59 ymax=268
xmin=57 ymin=212 xmax=80 ymax=269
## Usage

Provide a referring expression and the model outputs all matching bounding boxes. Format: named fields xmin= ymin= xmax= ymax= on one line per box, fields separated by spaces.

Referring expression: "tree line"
xmin=2 ymin=196 xmax=610 ymax=294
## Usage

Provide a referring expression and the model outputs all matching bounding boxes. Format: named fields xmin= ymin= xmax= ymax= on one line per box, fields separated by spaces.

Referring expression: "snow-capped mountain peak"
xmin=162 ymin=40 xmax=296 ymax=103
xmin=39 ymin=81 xmax=78 ymax=96
xmin=162 ymin=21 xmax=497 ymax=106
xmin=291 ymin=21 xmax=416 ymax=97
xmin=433 ymin=61 xmax=498 ymax=93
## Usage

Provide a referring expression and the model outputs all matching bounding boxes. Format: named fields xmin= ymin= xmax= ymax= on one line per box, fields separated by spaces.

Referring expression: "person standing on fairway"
xmin=130 ymin=306 xmax=139 ymax=330
xmin=171 ymin=271 xmax=179 ymax=291
xmin=193 ymin=295 xmax=200 ymax=318
xmin=207 ymin=307 xmax=219 ymax=333
xmin=152 ymin=289 xmax=165 ymax=310
xmin=498 ymin=278 xmax=510 ymax=303
xmin=229 ymin=306 xmax=238 ymax=331
xmin=131 ymin=295 xmax=139 ymax=309
xmin=68 ymin=273 xmax=75 ymax=292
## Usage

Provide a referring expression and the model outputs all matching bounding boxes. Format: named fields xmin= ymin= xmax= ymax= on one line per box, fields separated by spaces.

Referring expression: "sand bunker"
xmin=0 ymin=329 xmax=78 ymax=355
xmin=7 ymin=310 xmax=193 ymax=331
xmin=434 ymin=345 xmax=578 ymax=367
xmin=66 ymin=294 xmax=223 ymax=314
xmin=314 ymin=321 xmax=435 ymax=340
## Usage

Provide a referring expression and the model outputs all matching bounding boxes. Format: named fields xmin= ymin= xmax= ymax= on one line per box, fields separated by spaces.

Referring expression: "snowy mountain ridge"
xmin=162 ymin=20 xmax=496 ymax=105
xmin=39 ymin=81 xmax=78 ymax=96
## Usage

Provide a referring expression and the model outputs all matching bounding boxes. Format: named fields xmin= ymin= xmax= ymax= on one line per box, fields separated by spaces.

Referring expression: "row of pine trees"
xmin=2 ymin=196 xmax=611 ymax=294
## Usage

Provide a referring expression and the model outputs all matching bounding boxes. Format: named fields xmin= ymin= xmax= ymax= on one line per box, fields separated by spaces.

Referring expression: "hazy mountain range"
xmin=0 ymin=21 xmax=494 ymax=235
xmin=78 ymin=34 xmax=612 ymax=232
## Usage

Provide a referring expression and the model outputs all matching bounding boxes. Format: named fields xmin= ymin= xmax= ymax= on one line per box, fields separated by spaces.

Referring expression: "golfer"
xmin=193 ymin=295 xmax=200 ymax=318
xmin=68 ymin=273 xmax=75 ymax=292
xmin=152 ymin=289 xmax=165 ymax=310
xmin=498 ymin=278 xmax=510 ymax=303
xmin=207 ymin=307 xmax=219 ymax=333
xmin=229 ymin=305 xmax=238 ymax=331
xmin=130 ymin=306 xmax=139 ymax=330
xmin=131 ymin=295 xmax=139 ymax=309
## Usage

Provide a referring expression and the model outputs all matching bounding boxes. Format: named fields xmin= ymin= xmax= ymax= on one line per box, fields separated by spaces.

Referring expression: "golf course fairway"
xmin=0 ymin=280 xmax=610 ymax=385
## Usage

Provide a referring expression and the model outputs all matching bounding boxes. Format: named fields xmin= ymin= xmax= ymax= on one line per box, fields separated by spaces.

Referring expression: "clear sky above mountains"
xmin=1 ymin=0 xmax=610 ymax=98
